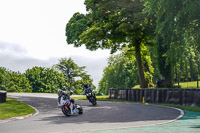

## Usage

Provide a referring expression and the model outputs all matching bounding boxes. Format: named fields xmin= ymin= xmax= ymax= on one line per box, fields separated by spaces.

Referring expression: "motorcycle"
xmin=57 ymin=88 xmax=83 ymax=116
xmin=85 ymin=87 xmax=97 ymax=105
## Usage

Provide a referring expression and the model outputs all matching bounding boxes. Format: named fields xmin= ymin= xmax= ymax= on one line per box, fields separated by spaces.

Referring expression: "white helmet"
xmin=62 ymin=86 xmax=67 ymax=90
xmin=57 ymin=89 xmax=62 ymax=97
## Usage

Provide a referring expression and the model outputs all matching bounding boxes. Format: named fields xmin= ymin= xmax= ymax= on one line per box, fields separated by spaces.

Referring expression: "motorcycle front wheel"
xmin=90 ymin=97 xmax=97 ymax=106
xmin=62 ymin=106 xmax=71 ymax=116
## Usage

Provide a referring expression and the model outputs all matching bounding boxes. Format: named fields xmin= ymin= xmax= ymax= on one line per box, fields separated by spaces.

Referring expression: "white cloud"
xmin=0 ymin=41 xmax=27 ymax=55
xmin=0 ymin=41 xmax=110 ymax=87
xmin=0 ymin=42 xmax=54 ymax=72
xmin=0 ymin=0 xmax=112 ymax=87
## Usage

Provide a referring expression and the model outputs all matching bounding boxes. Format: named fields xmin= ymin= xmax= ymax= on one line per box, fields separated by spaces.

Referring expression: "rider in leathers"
xmin=83 ymin=83 xmax=93 ymax=99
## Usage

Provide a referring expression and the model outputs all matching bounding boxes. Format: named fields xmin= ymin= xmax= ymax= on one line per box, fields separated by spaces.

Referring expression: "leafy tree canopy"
xmin=66 ymin=0 xmax=155 ymax=88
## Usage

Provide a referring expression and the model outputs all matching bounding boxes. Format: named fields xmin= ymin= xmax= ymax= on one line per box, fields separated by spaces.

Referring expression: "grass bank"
xmin=74 ymin=95 xmax=200 ymax=112
xmin=175 ymin=81 xmax=200 ymax=89
xmin=0 ymin=98 xmax=35 ymax=120
xmin=133 ymin=81 xmax=200 ymax=89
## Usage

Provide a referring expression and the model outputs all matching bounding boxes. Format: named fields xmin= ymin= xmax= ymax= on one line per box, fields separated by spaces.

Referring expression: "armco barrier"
xmin=109 ymin=89 xmax=200 ymax=107
xmin=0 ymin=90 xmax=7 ymax=103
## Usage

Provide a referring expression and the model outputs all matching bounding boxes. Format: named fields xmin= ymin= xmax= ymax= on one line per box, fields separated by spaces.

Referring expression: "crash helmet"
xmin=84 ymin=83 xmax=88 ymax=88
xmin=62 ymin=86 xmax=67 ymax=90
xmin=57 ymin=89 xmax=62 ymax=97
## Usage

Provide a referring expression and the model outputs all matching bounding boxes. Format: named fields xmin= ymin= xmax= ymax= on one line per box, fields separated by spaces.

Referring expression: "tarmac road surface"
xmin=0 ymin=93 xmax=183 ymax=133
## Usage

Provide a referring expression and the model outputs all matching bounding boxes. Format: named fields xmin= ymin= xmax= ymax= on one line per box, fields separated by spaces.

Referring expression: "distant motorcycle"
xmin=85 ymin=87 xmax=97 ymax=105
xmin=57 ymin=88 xmax=83 ymax=116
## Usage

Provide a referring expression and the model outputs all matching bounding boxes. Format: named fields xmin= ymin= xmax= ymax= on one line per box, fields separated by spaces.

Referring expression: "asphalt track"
xmin=0 ymin=93 xmax=183 ymax=133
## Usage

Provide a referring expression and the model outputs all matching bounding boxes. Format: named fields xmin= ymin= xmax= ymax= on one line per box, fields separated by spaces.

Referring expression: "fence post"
xmin=0 ymin=90 xmax=7 ymax=103
xmin=141 ymin=89 xmax=145 ymax=102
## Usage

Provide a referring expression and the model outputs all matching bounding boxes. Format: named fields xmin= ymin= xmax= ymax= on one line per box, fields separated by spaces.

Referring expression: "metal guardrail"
xmin=0 ymin=90 xmax=7 ymax=103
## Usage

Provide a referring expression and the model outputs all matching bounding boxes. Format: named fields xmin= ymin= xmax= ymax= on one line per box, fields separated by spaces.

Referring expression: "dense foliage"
xmin=0 ymin=67 xmax=32 ymax=92
xmin=144 ymin=0 xmax=200 ymax=87
xmin=66 ymin=0 xmax=200 ymax=92
xmin=98 ymin=46 xmax=159 ymax=94
xmin=66 ymin=0 xmax=155 ymax=88
xmin=0 ymin=58 xmax=95 ymax=94
xmin=55 ymin=57 xmax=95 ymax=94
xmin=25 ymin=66 xmax=65 ymax=93
xmin=98 ymin=50 xmax=139 ymax=94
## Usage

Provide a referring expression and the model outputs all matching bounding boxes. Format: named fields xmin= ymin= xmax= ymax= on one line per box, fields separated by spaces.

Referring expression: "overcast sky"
xmin=0 ymin=0 xmax=111 ymax=87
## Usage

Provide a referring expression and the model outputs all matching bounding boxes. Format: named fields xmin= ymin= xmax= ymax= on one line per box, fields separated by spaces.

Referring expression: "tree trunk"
xmin=135 ymin=41 xmax=147 ymax=88
xmin=171 ymin=67 xmax=174 ymax=85
xmin=198 ymin=63 xmax=200 ymax=88
xmin=189 ymin=57 xmax=194 ymax=81
xmin=174 ymin=66 xmax=177 ymax=82
xmin=185 ymin=62 xmax=188 ymax=82
xmin=180 ymin=58 xmax=183 ymax=82
xmin=164 ymin=64 xmax=173 ymax=88
xmin=175 ymin=66 xmax=178 ymax=82
xmin=158 ymin=37 xmax=173 ymax=88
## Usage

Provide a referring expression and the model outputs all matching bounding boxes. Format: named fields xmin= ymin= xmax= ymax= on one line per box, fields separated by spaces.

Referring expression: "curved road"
xmin=0 ymin=93 xmax=183 ymax=133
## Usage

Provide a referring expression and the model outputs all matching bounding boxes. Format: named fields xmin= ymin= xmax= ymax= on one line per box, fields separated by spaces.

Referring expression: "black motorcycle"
xmin=85 ymin=88 xmax=97 ymax=105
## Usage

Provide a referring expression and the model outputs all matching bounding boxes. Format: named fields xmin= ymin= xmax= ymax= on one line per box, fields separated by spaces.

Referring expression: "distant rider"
xmin=83 ymin=83 xmax=93 ymax=95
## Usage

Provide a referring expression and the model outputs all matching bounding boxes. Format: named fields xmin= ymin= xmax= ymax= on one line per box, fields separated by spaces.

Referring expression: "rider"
xmin=83 ymin=83 xmax=97 ymax=104
xmin=83 ymin=83 xmax=93 ymax=95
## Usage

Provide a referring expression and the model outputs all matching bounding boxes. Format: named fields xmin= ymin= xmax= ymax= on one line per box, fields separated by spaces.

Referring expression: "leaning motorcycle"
xmin=85 ymin=87 xmax=97 ymax=105
xmin=57 ymin=88 xmax=83 ymax=116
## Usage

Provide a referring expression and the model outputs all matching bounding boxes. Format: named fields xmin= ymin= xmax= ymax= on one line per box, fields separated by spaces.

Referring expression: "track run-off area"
xmin=0 ymin=93 xmax=183 ymax=133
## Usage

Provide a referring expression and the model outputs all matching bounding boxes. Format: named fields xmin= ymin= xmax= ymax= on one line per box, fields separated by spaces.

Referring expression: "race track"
xmin=0 ymin=93 xmax=183 ymax=133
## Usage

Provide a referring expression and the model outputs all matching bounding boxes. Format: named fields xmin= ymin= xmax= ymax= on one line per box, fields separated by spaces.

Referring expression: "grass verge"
xmin=155 ymin=104 xmax=200 ymax=112
xmin=74 ymin=95 xmax=200 ymax=112
xmin=0 ymin=98 xmax=35 ymax=120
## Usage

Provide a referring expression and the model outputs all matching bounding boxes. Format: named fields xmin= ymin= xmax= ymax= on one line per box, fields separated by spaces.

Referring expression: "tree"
xmin=0 ymin=68 xmax=5 ymax=87
xmin=66 ymin=0 xmax=155 ymax=88
xmin=55 ymin=57 xmax=95 ymax=94
xmin=0 ymin=58 xmax=95 ymax=94
xmin=98 ymin=50 xmax=139 ymax=94
xmin=25 ymin=66 xmax=66 ymax=93
xmin=0 ymin=67 xmax=32 ymax=92
xmin=73 ymin=73 xmax=95 ymax=94
xmin=56 ymin=57 xmax=86 ymax=88
xmin=144 ymin=0 xmax=200 ymax=87
xmin=0 ymin=67 xmax=9 ymax=91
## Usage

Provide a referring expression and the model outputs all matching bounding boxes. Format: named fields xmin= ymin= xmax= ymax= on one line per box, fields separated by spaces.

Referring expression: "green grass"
xmin=74 ymin=95 xmax=131 ymax=102
xmin=175 ymin=81 xmax=200 ymax=89
xmin=133 ymin=81 xmax=200 ymax=89
xmin=155 ymin=104 xmax=200 ymax=112
xmin=133 ymin=85 xmax=140 ymax=88
xmin=73 ymin=95 xmax=109 ymax=100
xmin=0 ymin=98 xmax=35 ymax=120
xmin=74 ymin=95 xmax=200 ymax=112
